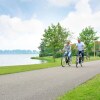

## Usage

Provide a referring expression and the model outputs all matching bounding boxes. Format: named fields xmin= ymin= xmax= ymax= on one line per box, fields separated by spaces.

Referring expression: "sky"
xmin=0 ymin=0 xmax=100 ymax=50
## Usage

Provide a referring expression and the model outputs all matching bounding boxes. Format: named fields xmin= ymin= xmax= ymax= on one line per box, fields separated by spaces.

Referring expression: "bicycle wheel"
xmin=79 ymin=55 xmax=83 ymax=67
xmin=68 ymin=57 xmax=71 ymax=66
xmin=80 ymin=62 xmax=82 ymax=67
xmin=76 ymin=62 xmax=78 ymax=67
xmin=76 ymin=56 xmax=78 ymax=68
xmin=80 ymin=59 xmax=83 ymax=67
xmin=61 ymin=56 xmax=67 ymax=67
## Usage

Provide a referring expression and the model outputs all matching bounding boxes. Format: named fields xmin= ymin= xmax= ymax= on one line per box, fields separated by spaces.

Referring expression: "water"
xmin=0 ymin=54 xmax=45 ymax=67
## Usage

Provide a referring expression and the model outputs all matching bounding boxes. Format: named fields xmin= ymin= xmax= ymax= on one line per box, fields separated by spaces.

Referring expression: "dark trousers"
xmin=77 ymin=50 xmax=84 ymax=61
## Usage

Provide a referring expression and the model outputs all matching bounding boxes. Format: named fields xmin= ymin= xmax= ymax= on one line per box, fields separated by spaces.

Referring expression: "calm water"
xmin=0 ymin=54 xmax=45 ymax=67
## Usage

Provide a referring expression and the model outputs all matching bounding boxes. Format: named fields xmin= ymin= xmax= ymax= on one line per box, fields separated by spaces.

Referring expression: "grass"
xmin=0 ymin=56 xmax=100 ymax=75
xmin=31 ymin=56 xmax=54 ymax=62
xmin=0 ymin=56 xmax=61 ymax=75
xmin=57 ymin=74 xmax=100 ymax=100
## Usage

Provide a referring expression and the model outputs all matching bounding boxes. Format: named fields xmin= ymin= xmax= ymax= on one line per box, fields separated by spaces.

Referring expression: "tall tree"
xmin=79 ymin=26 xmax=99 ymax=55
xmin=39 ymin=23 xmax=70 ymax=61
xmin=38 ymin=40 xmax=46 ymax=57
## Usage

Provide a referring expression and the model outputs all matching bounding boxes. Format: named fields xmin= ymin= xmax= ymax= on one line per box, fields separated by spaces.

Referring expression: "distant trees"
xmin=0 ymin=50 xmax=37 ymax=54
xmin=95 ymin=41 xmax=100 ymax=51
xmin=39 ymin=23 xmax=70 ymax=61
xmin=95 ymin=41 xmax=100 ymax=56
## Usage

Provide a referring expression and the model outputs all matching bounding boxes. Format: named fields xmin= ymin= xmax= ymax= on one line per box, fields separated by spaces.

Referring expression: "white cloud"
xmin=60 ymin=0 xmax=100 ymax=42
xmin=75 ymin=0 xmax=91 ymax=14
xmin=0 ymin=15 xmax=44 ymax=50
xmin=0 ymin=0 xmax=100 ymax=50
xmin=48 ymin=0 xmax=78 ymax=7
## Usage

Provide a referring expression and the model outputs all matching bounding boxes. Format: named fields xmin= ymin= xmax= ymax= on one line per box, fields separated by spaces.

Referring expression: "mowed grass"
xmin=0 ymin=56 xmax=61 ymax=75
xmin=0 ymin=56 xmax=100 ymax=75
xmin=57 ymin=74 xmax=100 ymax=100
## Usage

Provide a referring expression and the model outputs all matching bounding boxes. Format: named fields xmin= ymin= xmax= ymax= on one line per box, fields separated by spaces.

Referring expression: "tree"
xmin=71 ymin=43 xmax=77 ymax=56
xmin=79 ymin=26 xmax=99 ymax=56
xmin=38 ymin=40 xmax=52 ymax=57
xmin=95 ymin=41 xmax=100 ymax=56
xmin=95 ymin=41 xmax=100 ymax=51
xmin=38 ymin=40 xmax=46 ymax=57
xmin=39 ymin=23 xmax=70 ymax=61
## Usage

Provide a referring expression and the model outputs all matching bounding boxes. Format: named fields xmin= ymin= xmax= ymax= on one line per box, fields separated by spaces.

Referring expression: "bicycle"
xmin=61 ymin=52 xmax=71 ymax=67
xmin=76 ymin=53 xmax=83 ymax=68
xmin=85 ymin=53 xmax=90 ymax=60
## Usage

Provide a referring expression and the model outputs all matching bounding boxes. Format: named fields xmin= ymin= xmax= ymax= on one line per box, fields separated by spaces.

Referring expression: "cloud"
xmin=0 ymin=0 xmax=100 ymax=50
xmin=60 ymin=0 xmax=100 ymax=42
xmin=47 ymin=0 xmax=78 ymax=7
xmin=0 ymin=15 xmax=44 ymax=50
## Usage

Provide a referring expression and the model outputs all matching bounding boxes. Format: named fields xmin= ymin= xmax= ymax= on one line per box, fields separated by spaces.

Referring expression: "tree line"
xmin=0 ymin=50 xmax=38 ymax=54
xmin=39 ymin=23 xmax=99 ymax=61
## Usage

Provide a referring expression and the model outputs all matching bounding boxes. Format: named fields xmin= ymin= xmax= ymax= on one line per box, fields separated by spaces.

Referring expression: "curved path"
xmin=0 ymin=60 xmax=100 ymax=100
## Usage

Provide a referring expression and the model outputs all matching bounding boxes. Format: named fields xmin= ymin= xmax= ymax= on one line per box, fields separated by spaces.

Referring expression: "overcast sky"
xmin=0 ymin=0 xmax=100 ymax=50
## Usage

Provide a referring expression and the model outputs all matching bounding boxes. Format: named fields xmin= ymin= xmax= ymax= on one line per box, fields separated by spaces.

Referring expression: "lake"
xmin=0 ymin=54 xmax=45 ymax=67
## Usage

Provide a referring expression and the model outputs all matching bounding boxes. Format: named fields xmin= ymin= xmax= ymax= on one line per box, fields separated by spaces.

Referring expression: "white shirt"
xmin=76 ymin=42 xmax=84 ymax=51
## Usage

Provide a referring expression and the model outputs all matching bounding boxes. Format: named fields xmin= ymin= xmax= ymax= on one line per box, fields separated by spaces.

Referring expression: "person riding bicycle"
xmin=63 ymin=41 xmax=71 ymax=62
xmin=76 ymin=39 xmax=85 ymax=62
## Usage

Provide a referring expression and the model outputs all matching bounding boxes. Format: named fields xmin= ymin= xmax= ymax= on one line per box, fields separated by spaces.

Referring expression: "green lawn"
xmin=0 ymin=56 xmax=61 ymax=75
xmin=57 ymin=74 xmax=100 ymax=100
xmin=0 ymin=56 xmax=100 ymax=75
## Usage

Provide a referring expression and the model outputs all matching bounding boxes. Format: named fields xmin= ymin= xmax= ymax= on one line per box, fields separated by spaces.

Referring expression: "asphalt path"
xmin=0 ymin=60 xmax=100 ymax=100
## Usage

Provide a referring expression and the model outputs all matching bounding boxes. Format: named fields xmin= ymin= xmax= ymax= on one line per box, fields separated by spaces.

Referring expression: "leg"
xmin=82 ymin=50 xmax=84 ymax=62
xmin=78 ymin=51 xmax=82 ymax=63
xmin=68 ymin=52 xmax=71 ymax=66
xmin=63 ymin=52 xmax=68 ymax=63
xmin=68 ymin=52 xmax=72 ymax=61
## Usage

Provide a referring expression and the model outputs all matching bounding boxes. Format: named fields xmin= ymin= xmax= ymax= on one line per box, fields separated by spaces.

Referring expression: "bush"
xmin=55 ymin=52 xmax=63 ymax=58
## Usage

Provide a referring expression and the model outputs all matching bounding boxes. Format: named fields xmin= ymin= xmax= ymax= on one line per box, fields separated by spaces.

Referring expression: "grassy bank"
xmin=57 ymin=74 xmax=100 ymax=100
xmin=0 ymin=56 xmax=100 ymax=75
xmin=0 ymin=56 xmax=60 ymax=75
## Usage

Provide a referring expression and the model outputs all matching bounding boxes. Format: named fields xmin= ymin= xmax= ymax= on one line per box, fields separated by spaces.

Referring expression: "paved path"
xmin=0 ymin=60 xmax=100 ymax=100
